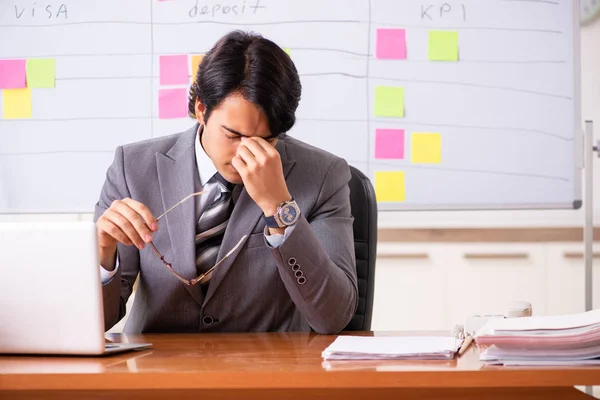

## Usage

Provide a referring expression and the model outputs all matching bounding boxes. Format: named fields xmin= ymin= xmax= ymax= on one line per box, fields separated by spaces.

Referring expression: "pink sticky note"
xmin=375 ymin=129 xmax=405 ymax=159
xmin=0 ymin=59 xmax=27 ymax=89
xmin=376 ymin=29 xmax=407 ymax=60
xmin=158 ymin=88 xmax=188 ymax=119
xmin=159 ymin=55 xmax=189 ymax=85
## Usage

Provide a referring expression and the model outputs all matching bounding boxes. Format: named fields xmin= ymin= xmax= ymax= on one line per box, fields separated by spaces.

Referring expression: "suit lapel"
xmin=156 ymin=126 xmax=205 ymax=305
xmin=204 ymin=137 xmax=297 ymax=304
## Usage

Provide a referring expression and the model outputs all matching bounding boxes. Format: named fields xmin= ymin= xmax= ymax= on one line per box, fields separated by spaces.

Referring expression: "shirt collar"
xmin=194 ymin=125 xmax=218 ymax=187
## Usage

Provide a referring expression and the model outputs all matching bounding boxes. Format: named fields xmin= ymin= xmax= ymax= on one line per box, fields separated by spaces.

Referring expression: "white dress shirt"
xmin=100 ymin=128 xmax=294 ymax=283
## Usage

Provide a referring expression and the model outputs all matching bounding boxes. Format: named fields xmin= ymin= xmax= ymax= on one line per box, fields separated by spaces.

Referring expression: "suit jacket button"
xmin=297 ymin=276 xmax=306 ymax=285
xmin=287 ymin=257 xmax=297 ymax=266
xmin=202 ymin=316 xmax=214 ymax=326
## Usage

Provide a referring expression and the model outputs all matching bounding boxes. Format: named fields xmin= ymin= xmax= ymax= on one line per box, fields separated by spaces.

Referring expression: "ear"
xmin=195 ymin=99 xmax=206 ymax=125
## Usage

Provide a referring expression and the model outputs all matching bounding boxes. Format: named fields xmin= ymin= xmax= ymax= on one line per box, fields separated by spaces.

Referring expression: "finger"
xmin=231 ymin=155 xmax=247 ymax=178
xmin=98 ymin=213 xmax=135 ymax=247
xmin=105 ymin=207 xmax=145 ymax=249
xmin=247 ymin=136 xmax=279 ymax=158
xmin=112 ymin=200 xmax=154 ymax=244
xmin=122 ymin=198 xmax=158 ymax=232
xmin=240 ymin=137 xmax=269 ymax=164
xmin=236 ymin=145 xmax=258 ymax=170
xmin=98 ymin=218 xmax=133 ymax=247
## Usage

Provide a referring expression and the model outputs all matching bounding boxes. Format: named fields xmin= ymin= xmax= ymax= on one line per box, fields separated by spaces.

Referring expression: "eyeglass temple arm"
xmin=190 ymin=235 xmax=248 ymax=285
xmin=147 ymin=241 xmax=192 ymax=285
xmin=156 ymin=191 xmax=205 ymax=221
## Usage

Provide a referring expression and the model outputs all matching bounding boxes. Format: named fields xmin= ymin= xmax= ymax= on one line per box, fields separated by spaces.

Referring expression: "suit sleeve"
xmin=268 ymin=158 xmax=358 ymax=334
xmin=93 ymin=146 xmax=140 ymax=332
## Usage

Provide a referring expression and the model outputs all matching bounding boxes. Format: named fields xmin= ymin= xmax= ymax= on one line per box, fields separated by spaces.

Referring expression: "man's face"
xmin=196 ymin=92 xmax=276 ymax=184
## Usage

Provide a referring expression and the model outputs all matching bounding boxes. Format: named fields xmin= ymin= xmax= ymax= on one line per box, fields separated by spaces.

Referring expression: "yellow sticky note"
xmin=375 ymin=171 xmax=405 ymax=202
xmin=26 ymin=58 xmax=55 ymax=88
xmin=411 ymin=133 xmax=442 ymax=164
xmin=374 ymin=86 xmax=404 ymax=118
xmin=428 ymin=30 xmax=458 ymax=61
xmin=283 ymin=48 xmax=291 ymax=56
xmin=2 ymin=89 xmax=32 ymax=119
xmin=190 ymin=54 xmax=204 ymax=83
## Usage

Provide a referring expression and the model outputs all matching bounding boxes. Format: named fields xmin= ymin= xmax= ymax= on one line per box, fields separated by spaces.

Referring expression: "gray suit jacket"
xmin=94 ymin=124 xmax=358 ymax=334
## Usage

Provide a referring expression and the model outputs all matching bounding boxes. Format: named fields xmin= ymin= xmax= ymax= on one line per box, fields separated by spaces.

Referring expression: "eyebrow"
xmin=222 ymin=125 xmax=249 ymax=138
xmin=221 ymin=125 xmax=277 ymax=139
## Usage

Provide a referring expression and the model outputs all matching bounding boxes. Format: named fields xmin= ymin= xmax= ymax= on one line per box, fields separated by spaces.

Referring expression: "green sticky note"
xmin=26 ymin=58 xmax=55 ymax=88
xmin=283 ymin=48 xmax=291 ymax=56
xmin=428 ymin=31 xmax=458 ymax=62
xmin=374 ymin=86 xmax=404 ymax=118
xmin=375 ymin=171 xmax=405 ymax=202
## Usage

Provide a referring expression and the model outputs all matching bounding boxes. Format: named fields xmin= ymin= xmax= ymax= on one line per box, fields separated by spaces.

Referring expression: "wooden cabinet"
xmin=372 ymin=243 xmax=551 ymax=332
xmin=545 ymin=243 xmax=600 ymax=315
xmin=445 ymin=243 xmax=547 ymax=322
xmin=371 ymin=243 xmax=449 ymax=331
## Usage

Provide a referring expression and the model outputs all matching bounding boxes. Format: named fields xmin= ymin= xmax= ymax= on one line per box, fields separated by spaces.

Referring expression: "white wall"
xmin=581 ymin=18 xmax=600 ymax=204
xmin=1 ymin=23 xmax=599 ymax=227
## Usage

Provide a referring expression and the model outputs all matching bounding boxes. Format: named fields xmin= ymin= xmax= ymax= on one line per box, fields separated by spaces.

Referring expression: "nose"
xmin=232 ymin=140 xmax=244 ymax=154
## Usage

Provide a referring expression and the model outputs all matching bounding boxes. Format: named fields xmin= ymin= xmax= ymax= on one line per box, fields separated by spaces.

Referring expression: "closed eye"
xmin=221 ymin=126 xmax=243 ymax=141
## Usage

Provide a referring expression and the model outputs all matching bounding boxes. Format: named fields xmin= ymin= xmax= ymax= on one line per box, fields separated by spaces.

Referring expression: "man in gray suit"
xmin=94 ymin=30 xmax=358 ymax=334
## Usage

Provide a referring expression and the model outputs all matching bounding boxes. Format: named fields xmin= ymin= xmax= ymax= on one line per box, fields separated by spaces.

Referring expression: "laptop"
xmin=0 ymin=221 xmax=151 ymax=356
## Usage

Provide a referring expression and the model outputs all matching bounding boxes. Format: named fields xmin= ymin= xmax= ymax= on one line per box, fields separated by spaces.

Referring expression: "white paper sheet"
xmin=322 ymin=336 xmax=462 ymax=361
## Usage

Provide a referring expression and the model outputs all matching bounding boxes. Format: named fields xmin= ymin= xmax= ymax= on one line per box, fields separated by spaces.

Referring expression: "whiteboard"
xmin=0 ymin=0 xmax=581 ymax=213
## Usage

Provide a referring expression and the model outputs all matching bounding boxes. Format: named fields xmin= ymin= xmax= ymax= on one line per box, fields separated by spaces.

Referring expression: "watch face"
xmin=279 ymin=204 xmax=298 ymax=225
xmin=582 ymin=0 xmax=600 ymax=25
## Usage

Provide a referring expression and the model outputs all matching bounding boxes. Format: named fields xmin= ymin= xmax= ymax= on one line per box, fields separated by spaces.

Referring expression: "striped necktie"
xmin=195 ymin=173 xmax=235 ymax=284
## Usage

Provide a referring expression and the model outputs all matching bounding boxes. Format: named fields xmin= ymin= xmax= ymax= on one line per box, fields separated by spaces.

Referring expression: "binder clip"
xmin=451 ymin=324 xmax=474 ymax=356
xmin=451 ymin=324 xmax=466 ymax=340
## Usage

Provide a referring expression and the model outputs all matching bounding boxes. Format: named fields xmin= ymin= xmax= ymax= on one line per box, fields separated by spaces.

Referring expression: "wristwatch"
xmin=264 ymin=199 xmax=300 ymax=228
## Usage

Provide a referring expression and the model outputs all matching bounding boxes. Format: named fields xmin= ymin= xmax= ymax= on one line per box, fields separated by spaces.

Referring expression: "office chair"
xmin=343 ymin=165 xmax=378 ymax=331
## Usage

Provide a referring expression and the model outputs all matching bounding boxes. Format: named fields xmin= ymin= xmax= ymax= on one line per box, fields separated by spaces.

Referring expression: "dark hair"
xmin=188 ymin=30 xmax=301 ymax=137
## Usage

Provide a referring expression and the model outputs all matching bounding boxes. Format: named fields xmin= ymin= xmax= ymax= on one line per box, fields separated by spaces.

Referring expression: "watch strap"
xmin=264 ymin=214 xmax=282 ymax=228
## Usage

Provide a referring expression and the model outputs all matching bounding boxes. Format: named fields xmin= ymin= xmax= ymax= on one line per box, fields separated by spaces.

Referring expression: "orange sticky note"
xmin=190 ymin=54 xmax=204 ymax=83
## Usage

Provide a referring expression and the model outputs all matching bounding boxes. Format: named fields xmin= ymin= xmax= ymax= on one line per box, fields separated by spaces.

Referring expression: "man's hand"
xmin=96 ymin=198 xmax=158 ymax=270
xmin=231 ymin=137 xmax=291 ymax=218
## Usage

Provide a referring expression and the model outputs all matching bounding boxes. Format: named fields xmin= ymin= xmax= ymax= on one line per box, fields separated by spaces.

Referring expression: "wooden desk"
xmin=1 ymin=331 xmax=600 ymax=399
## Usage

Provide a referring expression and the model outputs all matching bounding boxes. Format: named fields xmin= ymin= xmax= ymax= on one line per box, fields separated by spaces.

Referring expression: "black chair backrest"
xmin=343 ymin=165 xmax=378 ymax=331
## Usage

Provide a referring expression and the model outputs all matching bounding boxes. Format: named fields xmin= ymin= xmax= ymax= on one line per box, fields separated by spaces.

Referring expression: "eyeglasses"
xmin=147 ymin=192 xmax=247 ymax=286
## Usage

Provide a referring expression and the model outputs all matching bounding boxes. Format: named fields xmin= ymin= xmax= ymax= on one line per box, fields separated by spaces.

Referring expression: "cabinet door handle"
xmin=463 ymin=253 xmax=529 ymax=260
xmin=377 ymin=253 xmax=429 ymax=259
xmin=563 ymin=252 xmax=600 ymax=259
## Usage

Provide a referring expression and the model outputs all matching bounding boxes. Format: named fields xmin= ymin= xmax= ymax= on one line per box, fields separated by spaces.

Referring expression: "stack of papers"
xmin=476 ymin=309 xmax=600 ymax=366
xmin=322 ymin=336 xmax=462 ymax=361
